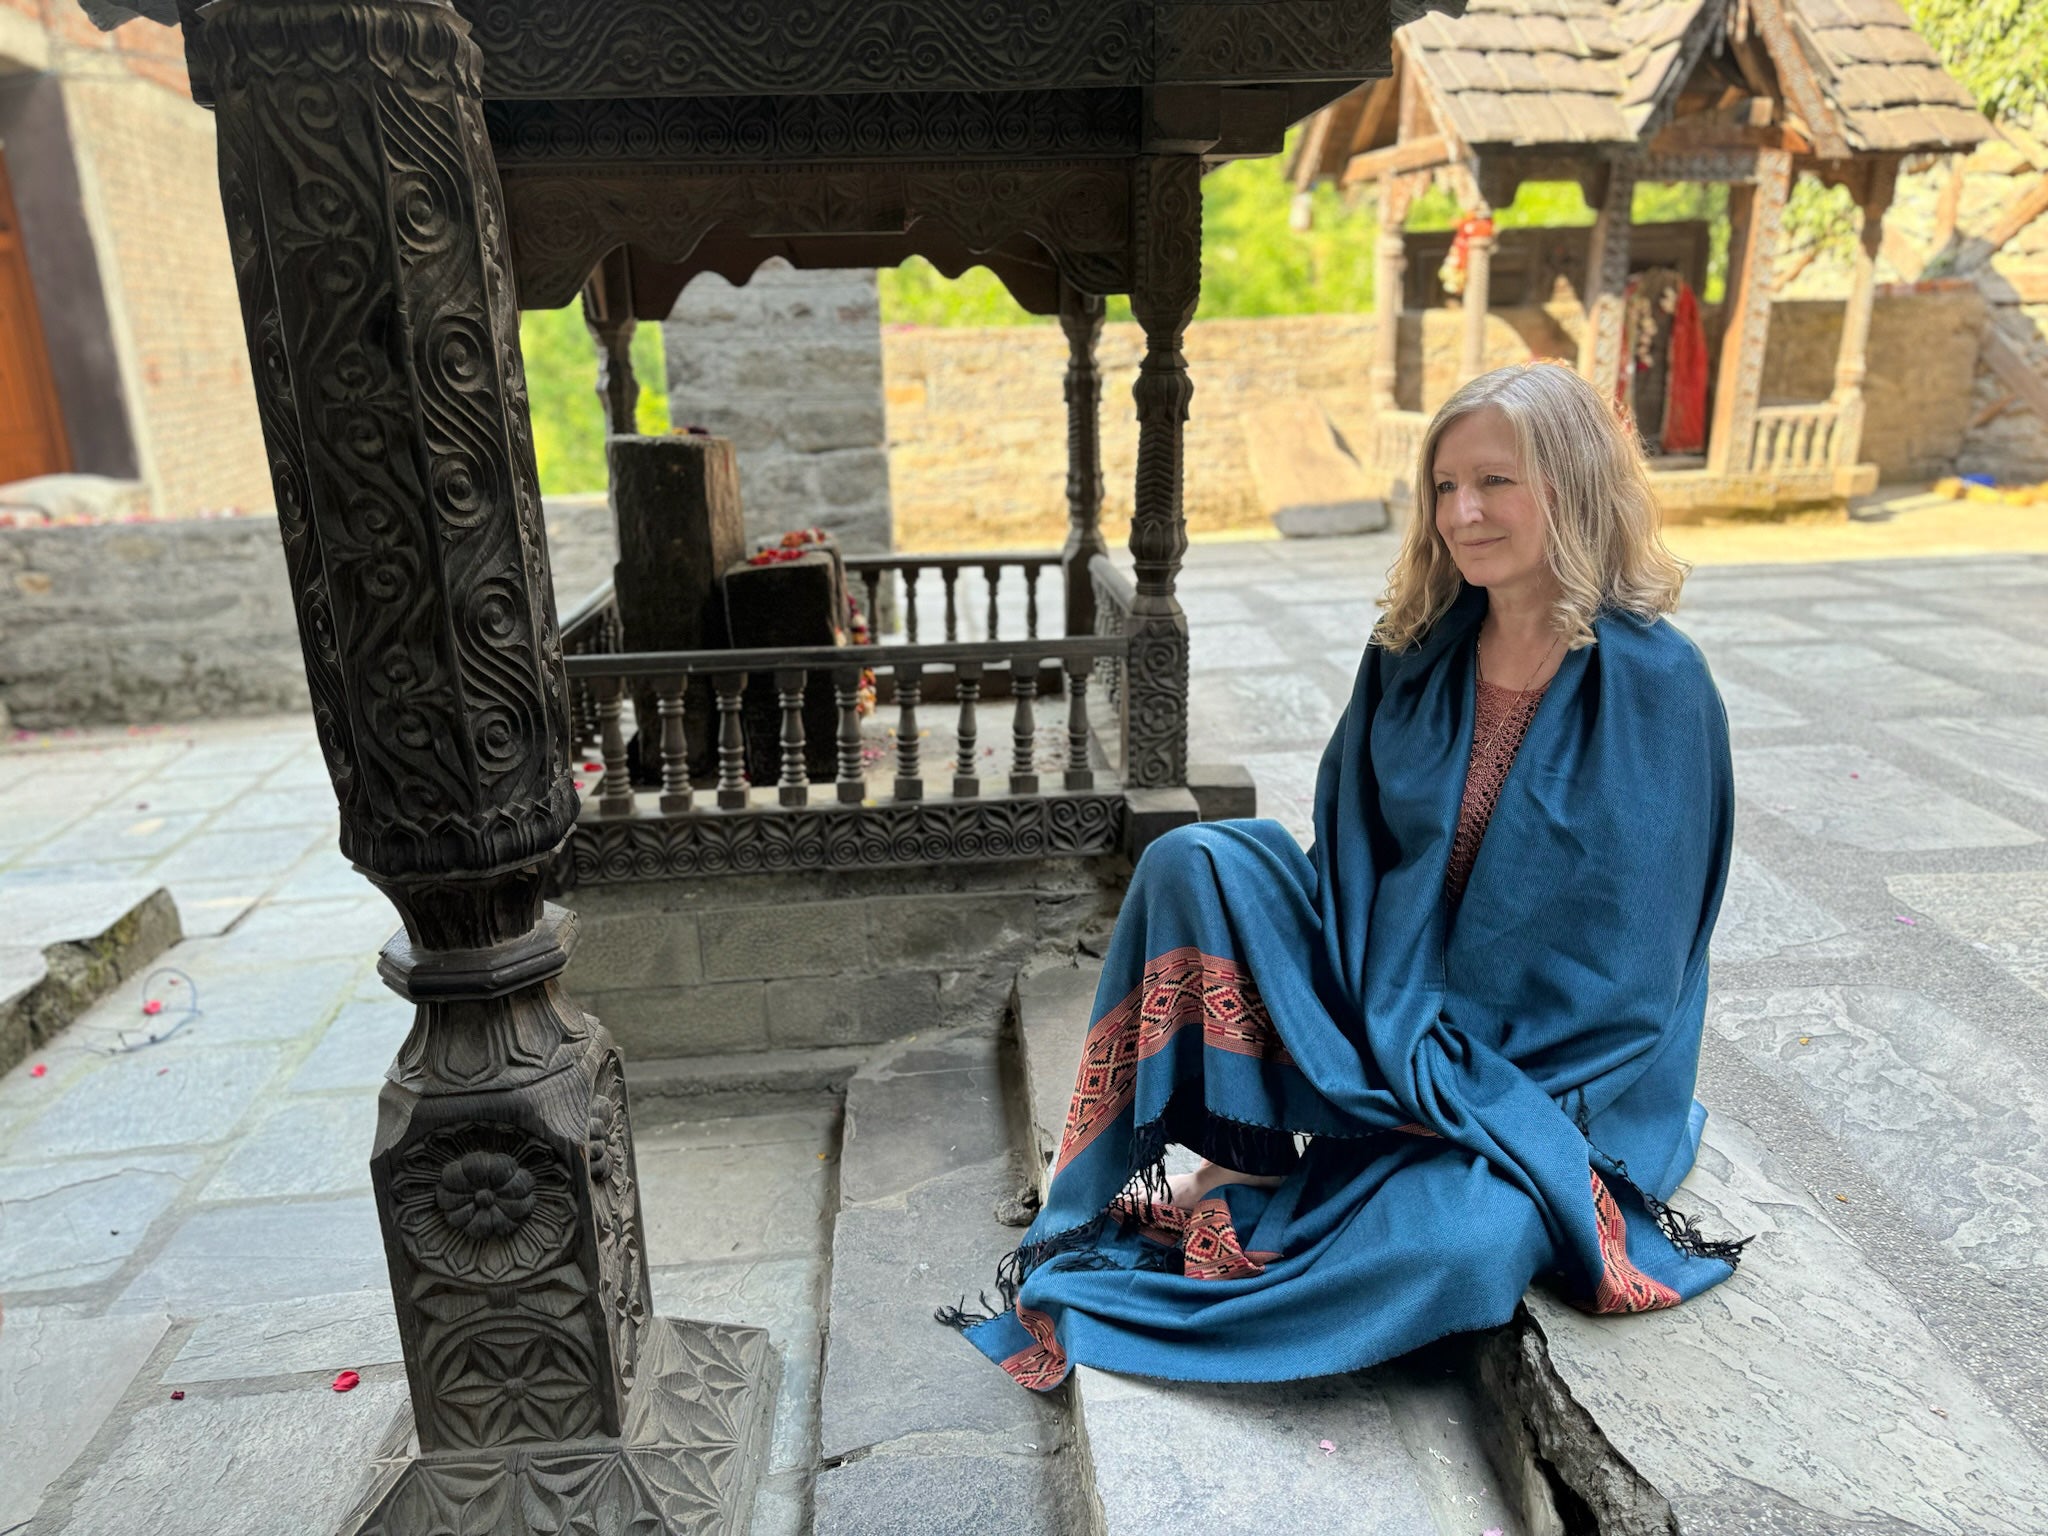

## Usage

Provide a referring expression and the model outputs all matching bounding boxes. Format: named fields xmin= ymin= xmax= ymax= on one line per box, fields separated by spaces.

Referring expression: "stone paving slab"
xmin=200 ymin=1094 xmax=379 ymax=1201
xmin=1075 ymin=1365 xmax=1440 ymax=1536
xmin=26 ymin=1375 xmax=406 ymax=1536
xmin=165 ymin=1292 xmax=403 ymax=1385
xmin=0 ymin=1152 xmax=201 ymax=1293
xmin=8 ymin=1043 xmax=285 ymax=1160
xmin=1709 ymin=985 xmax=2048 ymax=1274
xmin=112 ymin=1194 xmax=387 ymax=1313
xmin=1734 ymin=742 xmax=2040 ymax=852
xmin=1529 ymin=1113 xmax=2048 ymax=1535
xmin=1889 ymin=870 xmax=2048 ymax=1003
xmin=0 ymin=1308 xmax=170 ymax=1532
xmin=287 ymin=998 xmax=414 ymax=1093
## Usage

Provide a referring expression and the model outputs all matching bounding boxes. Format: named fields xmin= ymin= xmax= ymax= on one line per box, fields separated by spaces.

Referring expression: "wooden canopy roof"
xmin=1288 ymin=0 xmax=1985 ymax=193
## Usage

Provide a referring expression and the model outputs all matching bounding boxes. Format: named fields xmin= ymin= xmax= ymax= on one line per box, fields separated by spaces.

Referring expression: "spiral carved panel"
xmin=204 ymin=0 xmax=574 ymax=881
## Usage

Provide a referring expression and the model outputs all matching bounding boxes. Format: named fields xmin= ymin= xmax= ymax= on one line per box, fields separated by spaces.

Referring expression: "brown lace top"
xmin=1444 ymin=678 xmax=1549 ymax=906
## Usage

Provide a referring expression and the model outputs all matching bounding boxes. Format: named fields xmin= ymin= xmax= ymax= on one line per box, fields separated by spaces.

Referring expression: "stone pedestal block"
xmin=609 ymin=433 xmax=746 ymax=783
xmin=722 ymin=550 xmax=843 ymax=787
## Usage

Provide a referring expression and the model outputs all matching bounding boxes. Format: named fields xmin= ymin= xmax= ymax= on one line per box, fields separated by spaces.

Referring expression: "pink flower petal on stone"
xmin=29 ymin=1063 xmax=47 ymax=1078
xmin=141 ymin=999 xmax=164 ymax=1017
xmin=332 ymin=1370 xmax=360 ymax=1393
xmin=1318 ymin=1439 xmax=1335 ymax=1455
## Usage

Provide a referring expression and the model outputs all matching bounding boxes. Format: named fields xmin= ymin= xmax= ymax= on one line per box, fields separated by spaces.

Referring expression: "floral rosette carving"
xmin=391 ymin=1122 xmax=578 ymax=1283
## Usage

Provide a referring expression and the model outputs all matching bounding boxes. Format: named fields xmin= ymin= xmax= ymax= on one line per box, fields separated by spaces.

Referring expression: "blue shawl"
xmin=948 ymin=583 xmax=1745 ymax=1389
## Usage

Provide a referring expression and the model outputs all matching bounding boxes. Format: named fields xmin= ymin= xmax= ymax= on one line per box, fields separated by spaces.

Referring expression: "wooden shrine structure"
xmin=82 ymin=0 xmax=1459 ymax=1530
xmin=1289 ymin=0 xmax=1989 ymax=517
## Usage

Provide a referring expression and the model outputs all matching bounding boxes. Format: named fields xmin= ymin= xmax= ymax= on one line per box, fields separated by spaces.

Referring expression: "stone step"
xmin=811 ymin=1024 xmax=1094 ymax=1536
xmin=1012 ymin=963 xmax=1521 ymax=1536
xmin=0 ymin=879 xmax=181 ymax=1076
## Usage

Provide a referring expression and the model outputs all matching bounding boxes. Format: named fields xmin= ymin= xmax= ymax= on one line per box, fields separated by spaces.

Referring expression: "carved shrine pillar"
xmin=1831 ymin=159 xmax=1897 ymax=470
xmin=582 ymin=247 xmax=639 ymax=438
xmin=1577 ymin=161 xmax=1637 ymax=405
xmin=1125 ymin=155 xmax=1201 ymax=790
xmin=1707 ymin=149 xmax=1792 ymax=479
xmin=1459 ymin=208 xmax=1495 ymax=384
xmin=1060 ymin=280 xmax=1108 ymax=639
xmin=198 ymin=1 xmax=773 ymax=1529
xmin=1371 ymin=177 xmax=1409 ymax=412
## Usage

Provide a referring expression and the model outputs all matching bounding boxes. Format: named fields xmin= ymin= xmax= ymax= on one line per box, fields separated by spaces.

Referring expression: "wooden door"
xmin=0 ymin=146 xmax=71 ymax=485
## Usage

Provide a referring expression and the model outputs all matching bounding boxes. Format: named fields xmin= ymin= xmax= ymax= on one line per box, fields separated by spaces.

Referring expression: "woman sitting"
xmin=945 ymin=360 xmax=1746 ymax=1390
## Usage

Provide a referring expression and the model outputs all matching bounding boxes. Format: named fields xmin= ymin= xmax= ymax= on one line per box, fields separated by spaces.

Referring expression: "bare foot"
xmin=1165 ymin=1160 xmax=1286 ymax=1209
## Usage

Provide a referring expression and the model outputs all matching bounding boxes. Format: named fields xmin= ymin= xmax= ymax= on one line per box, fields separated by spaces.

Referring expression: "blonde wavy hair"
xmin=1373 ymin=361 xmax=1688 ymax=653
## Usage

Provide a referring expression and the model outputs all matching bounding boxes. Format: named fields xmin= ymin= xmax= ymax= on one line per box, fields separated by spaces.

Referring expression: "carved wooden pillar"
xmin=197 ymin=1 xmax=772 ymax=1529
xmin=1059 ymin=280 xmax=1107 ymax=639
xmin=1372 ymin=176 xmax=1408 ymax=412
xmin=1577 ymin=161 xmax=1637 ymax=405
xmin=581 ymin=248 xmax=639 ymax=438
xmin=1459 ymin=208 xmax=1495 ymax=384
xmin=1707 ymin=150 xmax=1791 ymax=478
xmin=1832 ymin=159 xmax=1897 ymax=470
xmin=1125 ymin=155 xmax=1201 ymax=790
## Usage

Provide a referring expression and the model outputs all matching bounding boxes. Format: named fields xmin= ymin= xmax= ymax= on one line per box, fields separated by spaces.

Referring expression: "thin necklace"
xmin=1473 ymin=627 xmax=1560 ymax=762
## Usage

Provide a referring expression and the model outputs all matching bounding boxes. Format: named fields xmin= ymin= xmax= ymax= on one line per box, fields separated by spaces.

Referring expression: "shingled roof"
xmin=1332 ymin=0 xmax=1983 ymax=163
xmin=1795 ymin=0 xmax=1984 ymax=152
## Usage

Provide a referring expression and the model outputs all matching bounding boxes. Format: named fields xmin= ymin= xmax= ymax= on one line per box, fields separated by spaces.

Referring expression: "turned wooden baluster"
xmin=942 ymin=568 xmax=960 ymax=642
xmin=894 ymin=662 xmax=924 ymax=801
xmin=834 ymin=665 xmax=864 ymax=805
xmin=656 ymin=676 xmax=691 ymax=814
xmin=714 ymin=671 xmax=748 ymax=809
xmin=1024 ymin=565 xmax=1041 ymax=640
xmin=1065 ymin=658 xmax=1094 ymax=791
xmin=903 ymin=567 xmax=921 ymax=644
xmin=776 ymin=668 xmax=809 ymax=807
xmin=1010 ymin=657 xmax=1039 ymax=795
xmin=597 ymin=677 xmax=633 ymax=816
xmin=954 ymin=662 xmax=982 ymax=798
xmin=861 ymin=569 xmax=883 ymax=640
xmin=984 ymin=563 xmax=1002 ymax=641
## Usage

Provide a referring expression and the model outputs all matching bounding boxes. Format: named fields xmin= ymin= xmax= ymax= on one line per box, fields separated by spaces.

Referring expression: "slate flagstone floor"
xmin=0 ymin=538 xmax=2045 ymax=1532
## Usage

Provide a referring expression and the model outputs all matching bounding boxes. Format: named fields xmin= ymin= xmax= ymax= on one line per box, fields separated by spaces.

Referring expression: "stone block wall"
xmin=881 ymin=308 xmax=1547 ymax=552
xmin=560 ymin=859 xmax=1121 ymax=1061
xmin=1760 ymin=288 xmax=1987 ymax=482
xmin=663 ymin=261 xmax=893 ymax=553
xmin=0 ymin=504 xmax=614 ymax=727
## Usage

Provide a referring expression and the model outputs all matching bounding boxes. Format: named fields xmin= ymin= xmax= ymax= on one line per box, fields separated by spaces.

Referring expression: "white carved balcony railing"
xmin=1747 ymin=402 xmax=1845 ymax=476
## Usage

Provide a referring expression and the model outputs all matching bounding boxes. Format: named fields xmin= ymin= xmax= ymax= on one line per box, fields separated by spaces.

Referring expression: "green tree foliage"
xmin=1900 ymin=0 xmax=2048 ymax=124
xmin=519 ymin=305 xmax=671 ymax=496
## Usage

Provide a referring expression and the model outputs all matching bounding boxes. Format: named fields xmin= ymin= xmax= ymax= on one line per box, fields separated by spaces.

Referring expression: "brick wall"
xmin=1 ymin=0 xmax=271 ymax=519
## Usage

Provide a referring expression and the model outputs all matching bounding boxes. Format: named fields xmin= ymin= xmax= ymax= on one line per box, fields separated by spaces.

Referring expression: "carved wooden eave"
xmin=451 ymin=0 xmax=1471 ymax=315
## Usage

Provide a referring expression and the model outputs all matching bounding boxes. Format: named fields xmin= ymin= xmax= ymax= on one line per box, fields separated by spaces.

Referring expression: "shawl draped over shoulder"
xmin=951 ymin=583 xmax=1744 ymax=1390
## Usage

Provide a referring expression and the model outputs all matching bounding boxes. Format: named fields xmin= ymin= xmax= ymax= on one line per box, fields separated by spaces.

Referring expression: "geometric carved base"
xmin=338 ymin=1318 xmax=780 ymax=1535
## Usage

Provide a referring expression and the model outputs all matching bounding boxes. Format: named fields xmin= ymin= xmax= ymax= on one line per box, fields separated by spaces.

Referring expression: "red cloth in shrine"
xmin=1662 ymin=280 xmax=1708 ymax=455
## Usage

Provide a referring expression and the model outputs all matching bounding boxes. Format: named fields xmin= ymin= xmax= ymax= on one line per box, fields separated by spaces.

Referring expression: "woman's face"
xmin=1431 ymin=406 xmax=1550 ymax=594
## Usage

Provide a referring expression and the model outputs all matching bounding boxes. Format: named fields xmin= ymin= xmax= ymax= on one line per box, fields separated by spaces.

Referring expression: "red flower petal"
xmin=141 ymin=999 xmax=164 ymax=1017
xmin=170 ymin=1390 xmax=185 ymax=1401
xmin=29 ymin=1063 xmax=47 ymax=1078
xmin=332 ymin=1369 xmax=360 ymax=1393
xmin=581 ymin=761 xmax=602 ymax=772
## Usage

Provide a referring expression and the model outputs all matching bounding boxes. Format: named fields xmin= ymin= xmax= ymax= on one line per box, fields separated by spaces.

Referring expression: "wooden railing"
xmin=845 ymin=551 xmax=1063 ymax=644
xmin=560 ymin=634 xmax=1129 ymax=879
xmin=1747 ymin=403 xmax=1844 ymax=475
xmin=560 ymin=581 xmax=623 ymax=760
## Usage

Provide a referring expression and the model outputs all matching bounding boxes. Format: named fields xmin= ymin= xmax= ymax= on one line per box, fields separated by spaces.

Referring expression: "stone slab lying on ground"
xmin=0 ymin=878 xmax=180 ymax=1075
xmin=1525 ymin=1113 xmax=2048 ymax=1535
xmin=0 ymin=1309 xmax=170 ymax=1532
xmin=1240 ymin=398 xmax=1388 ymax=537
xmin=815 ymin=1027 xmax=1077 ymax=1532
